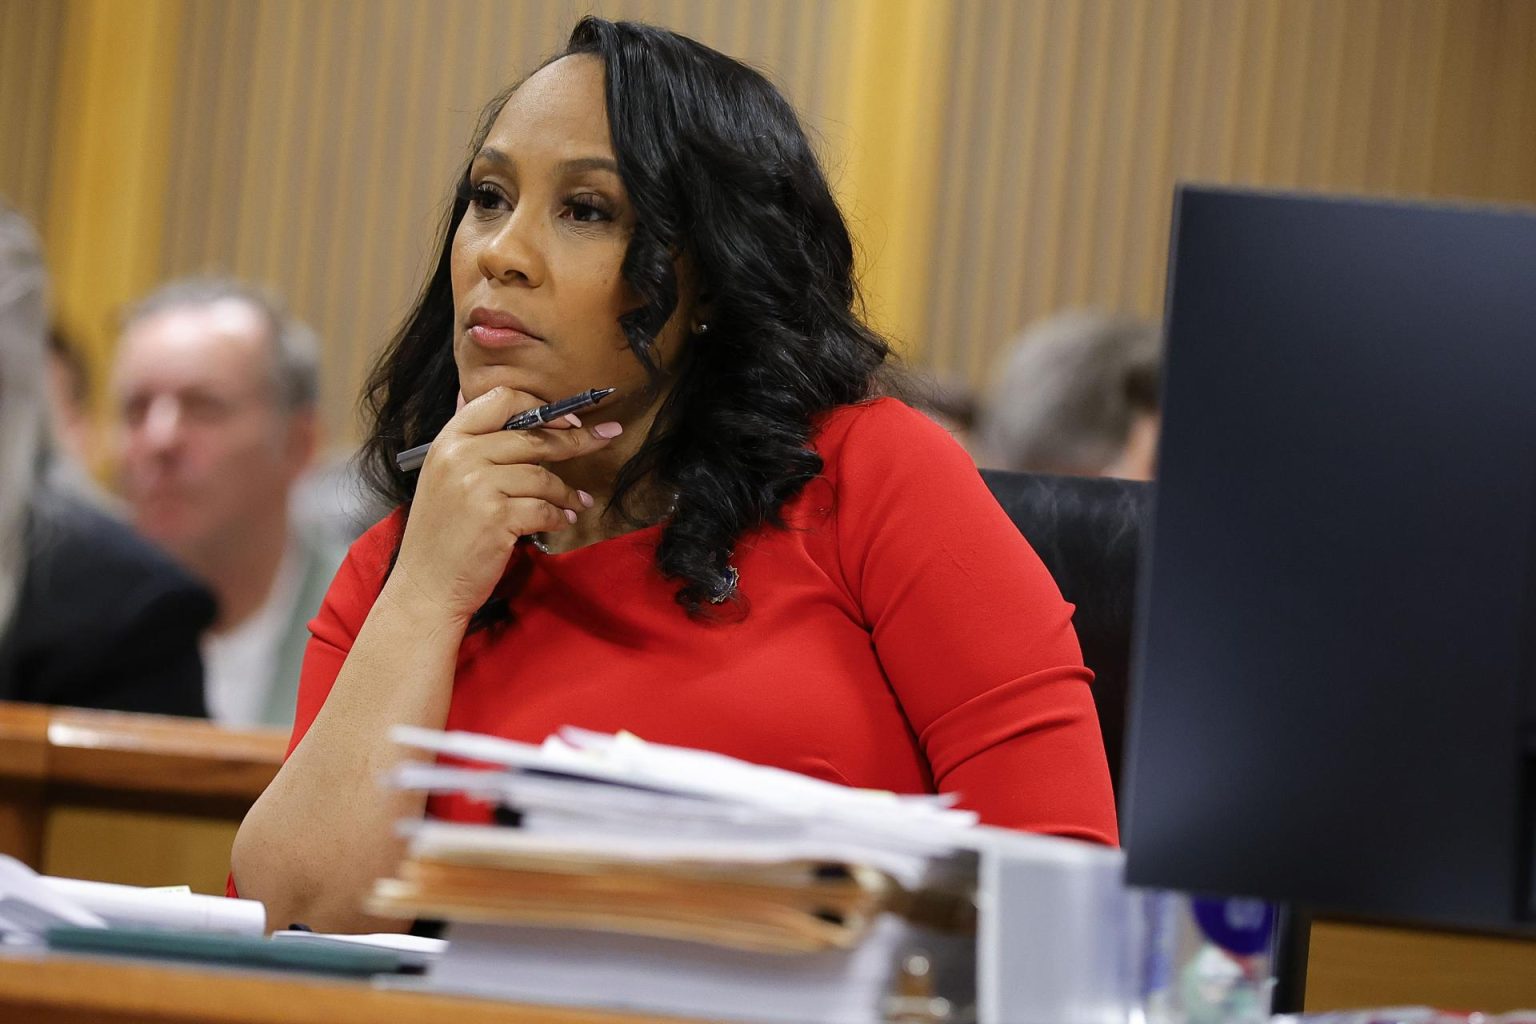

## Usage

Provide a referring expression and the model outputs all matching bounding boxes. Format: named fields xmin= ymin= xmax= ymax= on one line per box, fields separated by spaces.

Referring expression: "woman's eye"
xmin=465 ymin=182 xmax=509 ymax=212
xmin=564 ymin=194 xmax=613 ymax=223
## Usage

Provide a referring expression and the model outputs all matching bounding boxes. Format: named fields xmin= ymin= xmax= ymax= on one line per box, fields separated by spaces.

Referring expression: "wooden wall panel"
xmin=0 ymin=1 xmax=66 ymax=233
xmin=41 ymin=0 xmax=186 ymax=402
xmin=920 ymin=0 xmax=1536 ymax=392
xmin=4 ymin=1 xmax=1536 ymax=442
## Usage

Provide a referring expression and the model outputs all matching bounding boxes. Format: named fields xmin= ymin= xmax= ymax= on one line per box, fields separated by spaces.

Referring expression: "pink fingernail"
xmin=563 ymin=413 xmax=583 ymax=428
xmin=592 ymin=422 xmax=623 ymax=439
xmin=564 ymin=508 xmax=578 ymax=524
xmin=577 ymin=490 xmax=594 ymax=508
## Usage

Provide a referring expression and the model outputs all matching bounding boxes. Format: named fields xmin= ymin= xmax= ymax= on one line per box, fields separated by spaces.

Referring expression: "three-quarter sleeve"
xmin=830 ymin=401 xmax=1118 ymax=844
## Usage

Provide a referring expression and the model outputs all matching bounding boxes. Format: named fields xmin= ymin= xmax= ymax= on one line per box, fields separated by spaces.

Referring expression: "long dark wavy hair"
xmin=360 ymin=16 xmax=897 ymax=619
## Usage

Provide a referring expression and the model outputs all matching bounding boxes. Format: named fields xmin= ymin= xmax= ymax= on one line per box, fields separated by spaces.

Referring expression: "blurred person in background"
xmin=290 ymin=448 xmax=396 ymax=549
xmin=976 ymin=310 xmax=1162 ymax=480
xmin=47 ymin=329 xmax=96 ymax=470
xmin=0 ymin=200 xmax=212 ymax=714
xmin=110 ymin=279 xmax=345 ymax=728
xmin=1109 ymin=345 xmax=1161 ymax=481
xmin=44 ymin=327 xmax=120 ymax=508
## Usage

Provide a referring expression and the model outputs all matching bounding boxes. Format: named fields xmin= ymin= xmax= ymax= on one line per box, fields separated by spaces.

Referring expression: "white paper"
xmin=401 ymin=819 xmax=949 ymax=890
xmin=0 ymin=856 xmax=106 ymax=937
xmin=427 ymin=913 xmax=973 ymax=1024
xmin=390 ymin=725 xmax=975 ymax=829
xmin=271 ymin=930 xmax=445 ymax=968
xmin=41 ymin=876 xmax=265 ymax=937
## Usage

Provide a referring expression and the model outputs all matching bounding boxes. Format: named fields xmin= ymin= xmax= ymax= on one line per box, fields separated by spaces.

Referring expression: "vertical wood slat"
xmin=27 ymin=6 xmax=65 ymax=221
xmin=321 ymin=1 xmax=375 ymax=431
xmin=286 ymin=0 xmax=338 ymax=354
xmin=923 ymin=0 xmax=985 ymax=382
xmin=1333 ymin=0 xmax=1382 ymax=192
xmin=0 ymin=2 xmax=67 ymax=236
xmin=1213 ymin=0 xmax=1250 ymax=183
xmin=232 ymin=0 xmax=275 ymax=282
xmin=344 ymin=0 xmax=397 ymax=407
xmin=198 ymin=2 xmax=250 ymax=275
xmin=1266 ymin=0 xmax=1314 ymax=187
xmin=256 ymin=0 xmax=310 ymax=292
xmin=1509 ymin=0 xmax=1536 ymax=201
xmin=1304 ymin=0 xmax=1350 ymax=189
xmin=1 ymin=1 xmax=29 ymax=210
xmin=1133 ymin=0 xmax=1183 ymax=314
xmin=160 ymin=0 xmax=209 ymax=278
xmin=959 ymin=0 xmax=1025 ymax=379
xmin=1064 ymin=0 xmax=1116 ymax=311
xmin=1099 ymin=0 xmax=1151 ymax=314
xmin=1033 ymin=0 xmax=1087 ymax=318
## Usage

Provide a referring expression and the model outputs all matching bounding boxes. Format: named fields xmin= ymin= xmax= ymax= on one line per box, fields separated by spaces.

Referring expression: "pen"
xmin=394 ymin=387 xmax=616 ymax=472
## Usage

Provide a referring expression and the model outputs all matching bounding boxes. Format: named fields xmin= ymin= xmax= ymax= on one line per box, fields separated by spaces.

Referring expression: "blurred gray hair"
xmin=0 ymin=200 xmax=49 ymax=634
xmin=120 ymin=277 xmax=319 ymax=414
xmin=978 ymin=310 xmax=1161 ymax=474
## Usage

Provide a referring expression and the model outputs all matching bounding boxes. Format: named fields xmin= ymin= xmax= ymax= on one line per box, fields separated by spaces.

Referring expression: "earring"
xmin=693 ymin=321 xmax=711 ymax=336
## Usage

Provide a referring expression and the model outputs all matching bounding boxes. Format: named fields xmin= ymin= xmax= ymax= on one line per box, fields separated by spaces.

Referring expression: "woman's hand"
xmin=389 ymin=387 xmax=619 ymax=623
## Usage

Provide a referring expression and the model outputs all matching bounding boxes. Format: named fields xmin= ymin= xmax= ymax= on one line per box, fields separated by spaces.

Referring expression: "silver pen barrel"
xmin=395 ymin=441 xmax=432 ymax=473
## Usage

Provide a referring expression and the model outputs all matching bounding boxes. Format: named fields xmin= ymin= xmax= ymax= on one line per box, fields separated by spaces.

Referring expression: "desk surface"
xmin=2 ymin=703 xmax=1533 ymax=1012
xmin=0 ymin=952 xmax=692 ymax=1024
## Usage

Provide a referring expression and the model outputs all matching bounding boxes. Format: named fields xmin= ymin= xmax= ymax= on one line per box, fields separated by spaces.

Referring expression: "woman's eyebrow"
xmin=471 ymin=149 xmax=618 ymax=177
xmin=559 ymin=156 xmax=619 ymax=175
xmin=474 ymin=147 xmax=514 ymax=171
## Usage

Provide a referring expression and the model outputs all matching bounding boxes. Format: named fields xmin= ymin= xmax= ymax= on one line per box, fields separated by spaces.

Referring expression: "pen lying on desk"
xmin=395 ymin=387 xmax=616 ymax=473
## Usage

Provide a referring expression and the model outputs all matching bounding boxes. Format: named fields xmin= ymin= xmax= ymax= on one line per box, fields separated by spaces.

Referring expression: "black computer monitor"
xmin=1122 ymin=186 xmax=1536 ymax=933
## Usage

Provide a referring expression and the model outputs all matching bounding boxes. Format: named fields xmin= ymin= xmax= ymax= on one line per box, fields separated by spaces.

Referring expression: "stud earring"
xmin=693 ymin=321 xmax=711 ymax=336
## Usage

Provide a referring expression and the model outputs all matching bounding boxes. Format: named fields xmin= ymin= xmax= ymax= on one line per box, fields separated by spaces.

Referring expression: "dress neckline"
xmin=524 ymin=521 xmax=663 ymax=561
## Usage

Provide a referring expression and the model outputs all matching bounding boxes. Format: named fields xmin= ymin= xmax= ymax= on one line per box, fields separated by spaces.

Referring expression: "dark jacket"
xmin=0 ymin=486 xmax=215 ymax=716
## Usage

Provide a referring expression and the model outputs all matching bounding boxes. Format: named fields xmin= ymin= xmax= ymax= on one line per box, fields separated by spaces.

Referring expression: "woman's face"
xmin=450 ymin=54 xmax=691 ymax=424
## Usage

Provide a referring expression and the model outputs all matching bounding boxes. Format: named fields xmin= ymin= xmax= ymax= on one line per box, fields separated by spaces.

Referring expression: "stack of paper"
xmin=372 ymin=726 xmax=981 ymax=1024
xmin=0 ymin=855 xmax=265 ymax=941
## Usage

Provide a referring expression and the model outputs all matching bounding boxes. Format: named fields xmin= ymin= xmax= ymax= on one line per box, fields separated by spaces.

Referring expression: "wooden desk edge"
xmin=0 ymin=953 xmax=694 ymax=1024
xmin=0 ymin=703 xmax=286 ymax=802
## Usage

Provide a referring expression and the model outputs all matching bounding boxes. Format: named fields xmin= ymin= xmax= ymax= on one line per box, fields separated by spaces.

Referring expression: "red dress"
xmin=287 ymin=398 xmax=1117 ymax=843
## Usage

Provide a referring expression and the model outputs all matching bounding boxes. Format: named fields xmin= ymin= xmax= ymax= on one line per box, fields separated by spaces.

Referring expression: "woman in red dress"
xmin=232 ymin=16 xmax=1116 ymax=933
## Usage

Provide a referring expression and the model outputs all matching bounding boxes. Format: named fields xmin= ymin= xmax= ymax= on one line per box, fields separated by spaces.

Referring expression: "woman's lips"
xmin=468 ymin=324 xmax=541 ymax=348
xmin=466 ymin=307 xmax=543 ymax=348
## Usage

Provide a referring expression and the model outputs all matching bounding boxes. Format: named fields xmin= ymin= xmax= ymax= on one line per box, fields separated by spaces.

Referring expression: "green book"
xmin=45 ymin=926 xmax=407 ymax=977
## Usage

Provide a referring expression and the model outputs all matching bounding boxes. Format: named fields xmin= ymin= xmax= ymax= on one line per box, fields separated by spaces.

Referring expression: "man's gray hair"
xmin=120 ymin=277 xmax=320 ymax=413
xmin=0 ymin=200 xmax=50 ymax=635
xmin=978 ymin=309 xmax=1162 ymax=474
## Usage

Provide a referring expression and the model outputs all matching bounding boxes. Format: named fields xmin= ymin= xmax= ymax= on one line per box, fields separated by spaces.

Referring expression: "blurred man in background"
xmin=976 ymin=310 xmax=1162 ymax=480
xmin=110 ymin=279 xmax=343 ymax=728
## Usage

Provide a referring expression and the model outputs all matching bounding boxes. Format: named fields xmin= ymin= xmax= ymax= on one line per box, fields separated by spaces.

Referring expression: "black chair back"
xmin=980 ymin=469 xmax=1150 ymax=798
